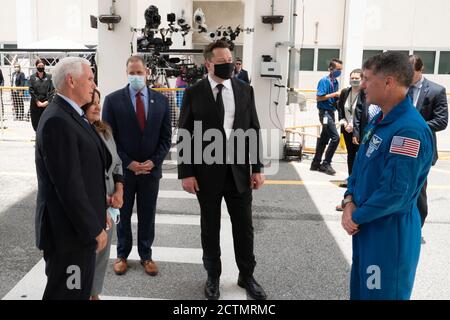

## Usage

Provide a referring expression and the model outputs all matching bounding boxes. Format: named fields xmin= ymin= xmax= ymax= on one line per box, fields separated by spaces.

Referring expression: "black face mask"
xmin=214 ymin=63 xmax=234 ymax=80
xmin=37 ymin=67 xmax=45 ymax=73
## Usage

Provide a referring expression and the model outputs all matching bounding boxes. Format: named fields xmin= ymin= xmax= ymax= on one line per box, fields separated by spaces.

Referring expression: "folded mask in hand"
xmin=108 ymin=207 xmax=121 ymax=225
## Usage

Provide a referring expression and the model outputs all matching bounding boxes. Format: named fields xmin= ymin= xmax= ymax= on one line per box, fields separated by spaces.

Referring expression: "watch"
xmin=341 ymin=197 xmax=354 ymax=209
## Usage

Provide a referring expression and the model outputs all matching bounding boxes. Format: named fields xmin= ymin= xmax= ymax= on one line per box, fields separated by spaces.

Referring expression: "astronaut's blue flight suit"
xmin=345 ymin=97 xmax=433 ymax=300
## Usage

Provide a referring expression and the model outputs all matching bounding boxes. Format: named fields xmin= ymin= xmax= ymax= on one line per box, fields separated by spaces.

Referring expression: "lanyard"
xmin=362 ymin=114 xmax=383 ymax=145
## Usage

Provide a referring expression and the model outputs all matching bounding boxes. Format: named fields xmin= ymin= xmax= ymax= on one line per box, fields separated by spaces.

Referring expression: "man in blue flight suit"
xmin=340 ymin=52 xmax=433 ymax=300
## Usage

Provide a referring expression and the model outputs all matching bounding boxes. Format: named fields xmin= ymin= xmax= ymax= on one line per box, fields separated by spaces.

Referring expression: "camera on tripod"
xmin=137 ymin=5 xmax=173 ymax=54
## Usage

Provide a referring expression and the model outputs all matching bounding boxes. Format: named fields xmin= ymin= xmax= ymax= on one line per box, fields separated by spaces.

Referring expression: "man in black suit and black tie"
xmin=177 ymin=40 xmax=266 ymax=300
xmin=35 ymin=57 xmax=108 ymax=300
xmin=234 ymin=58 xmax=250 ymax=84
xmin=408 ymin=55 xmax=448 ymax=234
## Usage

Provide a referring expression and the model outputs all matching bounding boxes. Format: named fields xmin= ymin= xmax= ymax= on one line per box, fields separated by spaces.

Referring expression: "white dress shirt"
xmin=208 ymin=76 xmax=235 ymax=140
xmin=410 ymin=75 xmax=425 ymax=106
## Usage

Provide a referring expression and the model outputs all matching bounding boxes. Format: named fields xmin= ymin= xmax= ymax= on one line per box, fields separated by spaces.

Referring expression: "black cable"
xmin=301 ymin=0 xmax=305 ymax=50
xmin=268 ymin=79 xmax=284 ymax=131
xmin=274 ymin=79 xmax=284 ymax=130
xmin=130 ymin=31 xmax=135 ymax=55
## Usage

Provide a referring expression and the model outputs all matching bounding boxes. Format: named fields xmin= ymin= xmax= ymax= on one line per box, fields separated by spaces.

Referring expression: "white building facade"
xmin=1 ymin=0 xmax=449 ymax=89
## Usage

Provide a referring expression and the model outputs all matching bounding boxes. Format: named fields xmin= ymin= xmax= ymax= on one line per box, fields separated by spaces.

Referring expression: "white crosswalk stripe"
xmin=2 ymin=178 xmax=247 ymax=300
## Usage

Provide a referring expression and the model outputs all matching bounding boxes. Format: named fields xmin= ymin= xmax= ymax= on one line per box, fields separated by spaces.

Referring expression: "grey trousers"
xmin=90 ymin=224 xmax=114 ymax=296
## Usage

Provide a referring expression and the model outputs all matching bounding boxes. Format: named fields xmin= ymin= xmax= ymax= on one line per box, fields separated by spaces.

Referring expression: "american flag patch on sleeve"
xmin=390 ymin=136 xmax=421 ymax=158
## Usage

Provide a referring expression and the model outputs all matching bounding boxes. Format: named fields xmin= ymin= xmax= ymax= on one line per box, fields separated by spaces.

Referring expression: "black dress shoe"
xmin=205 ymin=277 xmax=220 ymax=300
xmin=237 ymin=275 xmax=267 ymax=300
xmin=319 ymin=163 xmax=336 ymax=176
xmin=310 ymin=161 xmax=320 ymax=171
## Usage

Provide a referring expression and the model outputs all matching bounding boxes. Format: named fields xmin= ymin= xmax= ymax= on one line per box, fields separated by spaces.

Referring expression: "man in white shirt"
xmin=178 ymin=40 xmax=266 ymax=300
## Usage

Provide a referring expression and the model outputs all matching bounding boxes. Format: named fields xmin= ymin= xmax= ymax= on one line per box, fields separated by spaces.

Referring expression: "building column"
xmin=341 ymin=0 xmax=367 ymax=86
xmin=16 ymin=0 xmax=38 ymax=48
xmin=97 ymin=0 xmax=138 ymax=96
xmin=244 ymin=0 xmax=292 ymax=160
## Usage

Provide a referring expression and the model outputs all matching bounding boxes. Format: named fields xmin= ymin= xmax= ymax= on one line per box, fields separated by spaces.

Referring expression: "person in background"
xmin=408 ymin=54 xmax=448 ymax=233
xmin=341 ymin=51 xmax=433 ymax=300
xmin=335 ymin=69 xmax=367 ymax=211
xmin=102 ymin=55 xmax=172 ymax=277
xmin=310 ymin=58 xmax=343 ymax=175
xmin=11 ymin=64 xmax=26 ymax=121
xmin=29 ymin=59 xmax=55 ymax=131
xmin=81 ymin=89 xmax=124 ymax=300
xmin=176 ymin=72 xmax=188 ymax=109
xmin=234 ymin=58 xmax=250 ymax=84
xmin=0 ymin=68 xmax=4 ymax=123
xmin=337 ymin=69 xmax=365 ymax=178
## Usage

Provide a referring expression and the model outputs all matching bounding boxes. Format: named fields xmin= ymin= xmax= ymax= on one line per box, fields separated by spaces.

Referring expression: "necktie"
xmin=81 ymin=112 xmax=105 ymax=162
xmin=81 ymin=112 xmax=93 ymax=131
xmin=407 ymin=86 xmax=415 ymax=103
xmin=136 ymin=92 xmax=146 ymax=132
xmin=216 ymin=84 xmax=225 ymax=126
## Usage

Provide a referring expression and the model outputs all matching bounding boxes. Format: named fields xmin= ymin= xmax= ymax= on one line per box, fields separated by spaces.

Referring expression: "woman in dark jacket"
xmin=29 ymin=59 xmax=54 ymax=131
xmin=82 ymin=89 xmax=124 ymax=300
xmin=337 ymin=69 xmax=367 ymax=176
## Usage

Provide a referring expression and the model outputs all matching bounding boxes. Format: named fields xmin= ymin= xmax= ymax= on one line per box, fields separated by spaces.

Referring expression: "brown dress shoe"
xmin=141 ymin=260 xmax=158 ymax=276
xmin=113 ymin=258 xmax=128 ymax=275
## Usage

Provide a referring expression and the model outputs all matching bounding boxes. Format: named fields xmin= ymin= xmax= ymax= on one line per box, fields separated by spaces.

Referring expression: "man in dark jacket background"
xmin=408 ymin=54 xmax=448 ymax=230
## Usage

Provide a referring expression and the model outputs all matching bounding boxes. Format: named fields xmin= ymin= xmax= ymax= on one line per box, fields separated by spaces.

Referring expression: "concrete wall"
xmin=297 ymin=0 xmax=345 ymax=47
xmin=298 ymin=0 xmax=450 ymax=91
xmin=296 ymin=0 xmax=345 ymax=90
xmin=3 ymin=0 xmax=450 ymax=90
xmin=36 ymin=0 xmax=97 ymax=45
xmin=12 ymin=0 xmax=98 ymax=47
xmin=364 ymin=0 xmax=450 ymax=49
xmin=0 ymin=1 xmax=17 ymax=43
xmin=244 ymin=0 xmax=292 ymax=159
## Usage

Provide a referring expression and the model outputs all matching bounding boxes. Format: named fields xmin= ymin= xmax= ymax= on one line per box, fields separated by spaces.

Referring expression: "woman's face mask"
xmin=350 ymin=80 xmax=361 ymax=87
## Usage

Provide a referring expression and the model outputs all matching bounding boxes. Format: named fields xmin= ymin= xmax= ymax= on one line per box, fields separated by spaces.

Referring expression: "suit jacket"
xmin=11 ymin=71 xmax=26 ymax=87
xmin=35 ymin=95 xmax=107 ymax=253
xmin=29 ymin=72 xmax=55 ymax=106
xmin=177 ymin=77 xmax=263 ymax=194
xmin=98 ymin=129 xmax=123 ymax=196
xmin=236 ymin=69 xmax=250 ymax=84
xmin=413 ymin=78 xmax=448 ymax=165
xmin=337 ymin=87 xmax=368 ymax=140
xmin=102 ymin=85 xmax=172 ymax=179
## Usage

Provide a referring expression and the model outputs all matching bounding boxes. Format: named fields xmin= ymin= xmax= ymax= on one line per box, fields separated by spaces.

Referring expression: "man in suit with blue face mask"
xmin=102 ymin=55 xmax=172 ymax=277
xmin=310 ymin=58 xmax=343 ymax=176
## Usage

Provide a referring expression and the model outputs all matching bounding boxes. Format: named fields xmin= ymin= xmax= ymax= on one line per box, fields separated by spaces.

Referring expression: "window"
xmin=438 ymin=51 xmax=450 ymax=75
xmin=317 ymin=49 xmax=340 ymax=71
xmin=386 ymin=50 xmax=410 ymax=57
xmin=2 ymin=44 xmax=18 ymax=66
xmin=3 ymin=44 xmax=18 ymax=49
xmin=413 ymin=51 xmax=436 ymax=74
xmin=362 ymin=50 xmax=383 ymax=65
xmin=299 ymin=48 xmax=314 ymax=71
